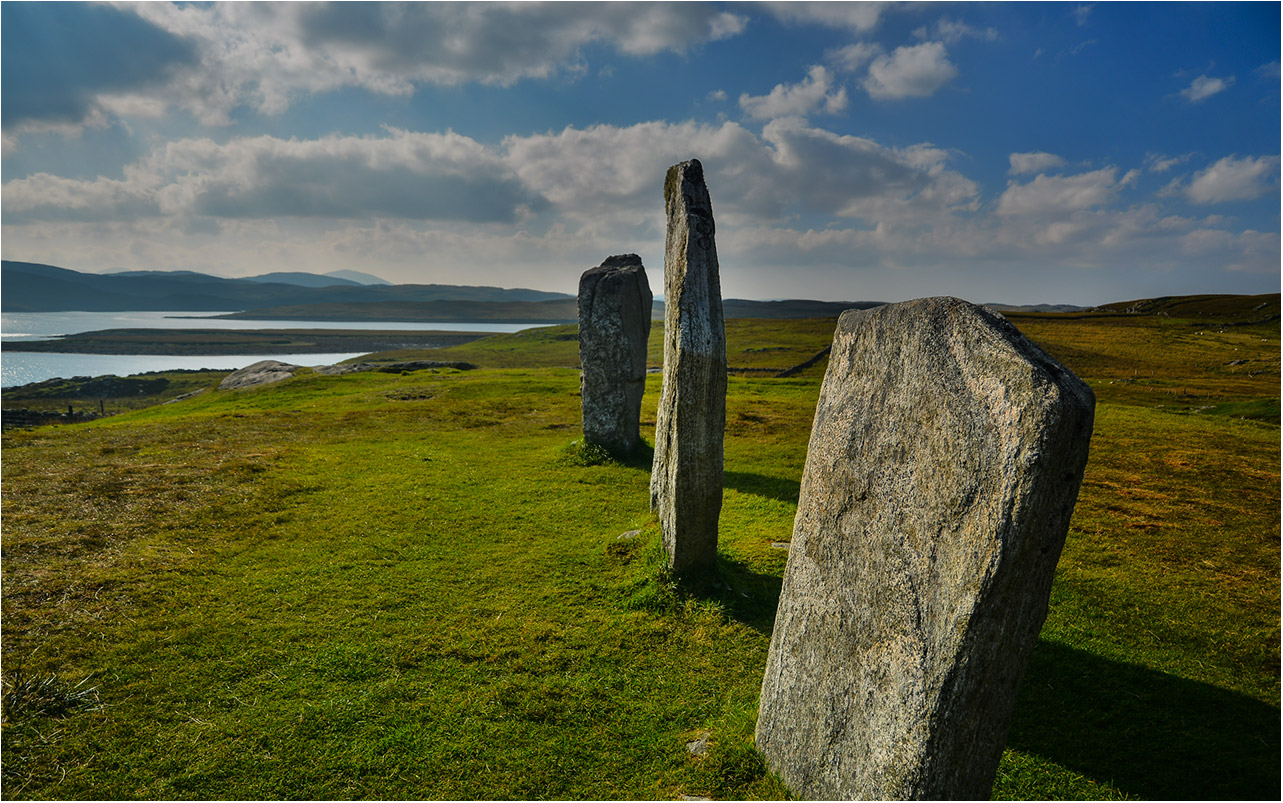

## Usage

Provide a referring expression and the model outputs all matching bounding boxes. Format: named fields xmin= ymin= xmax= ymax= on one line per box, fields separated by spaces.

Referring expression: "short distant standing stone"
xmin=756 ymin=297 xmax=1095 ymax=800
xmin=650 ymin=159 xmax=727 ymax=574
xmin=578 ymin=254 xmax=653 ymax=454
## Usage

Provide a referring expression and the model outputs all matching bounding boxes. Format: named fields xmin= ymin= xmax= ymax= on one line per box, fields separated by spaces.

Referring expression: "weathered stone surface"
xmin=650 ymin=159 xmax=727 ymax=575
xmin=218 ymin=360 xmax=300 ymax=390
xmin=578 ymin=254 xmax=653 ymax=453
xmin=756 ymin=297 xmax=1095 ymax=800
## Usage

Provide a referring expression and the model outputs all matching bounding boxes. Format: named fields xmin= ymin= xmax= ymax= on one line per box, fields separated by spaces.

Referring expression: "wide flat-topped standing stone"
xmin=650 ymin=159 xmax=726 ymax=574
xmin=578 ymin=254 xmax=653 ymax=454
xmin=756 ymin=297 xmax=1095 ymax=800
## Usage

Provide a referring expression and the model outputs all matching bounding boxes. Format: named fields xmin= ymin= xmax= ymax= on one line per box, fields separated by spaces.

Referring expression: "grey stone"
xmin=578 ymin=254 xmax=653 ymax=453
xmin=686 ymin=731 xmax=711 ymax=756
xmin=163 ymin=388 xmax=207 ymax=405
xmin=756 ymin=297 xmax=1095 ymax=800
xmin=650 ymin=159 xmax=727 ymax=575
xmin=218 ymin=360 xmax=300 ymax=390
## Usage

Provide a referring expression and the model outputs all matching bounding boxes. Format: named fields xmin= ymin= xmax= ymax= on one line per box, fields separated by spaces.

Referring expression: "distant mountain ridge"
xmin=1 ymin=261 xmax=570 ymax=312
xmin=241 ymin=272 xmax=363 ymax=288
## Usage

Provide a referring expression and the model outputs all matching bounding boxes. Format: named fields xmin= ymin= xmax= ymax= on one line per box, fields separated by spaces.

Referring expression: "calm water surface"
xmin=1 ymin=311 xmax=534 ymax=341
xmin=1 ymin=311 xmax=544 ymax=388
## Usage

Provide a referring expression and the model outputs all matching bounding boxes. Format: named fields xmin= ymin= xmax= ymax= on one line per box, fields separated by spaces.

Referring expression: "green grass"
xmin=354 ymin=317 xmax=839 ymax=377
xmin=1 ymin=307 xmax=1277 ymax=799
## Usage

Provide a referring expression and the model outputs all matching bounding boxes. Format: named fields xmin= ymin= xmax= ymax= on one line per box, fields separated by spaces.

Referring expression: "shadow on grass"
xmin=723 ymin=471 xmax=801 ymax=506
xmin=672 ymin=554 xmax=784 ymax=637
xmin=1009 ymin=639 xmax=1280 ymax=799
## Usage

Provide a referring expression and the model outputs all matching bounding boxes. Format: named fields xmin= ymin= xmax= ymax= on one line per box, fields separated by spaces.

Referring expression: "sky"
xmin=1 ymin=1 xmax=1279 ymax=305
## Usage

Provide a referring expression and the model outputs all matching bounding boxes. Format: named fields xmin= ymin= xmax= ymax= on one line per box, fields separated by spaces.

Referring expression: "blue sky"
xmin=2 ymin=1 xmax=1278 ymax=305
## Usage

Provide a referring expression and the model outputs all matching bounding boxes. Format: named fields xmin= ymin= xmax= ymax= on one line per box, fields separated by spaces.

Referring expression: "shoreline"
xmin=1 ymin=327 xmax=493 ymax=356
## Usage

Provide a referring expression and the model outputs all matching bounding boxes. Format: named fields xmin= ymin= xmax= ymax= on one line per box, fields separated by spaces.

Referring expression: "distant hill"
xmin=221 ymin=299 xmax=580 ymax=324
xmin=654 ymin=299 xmax=883 ymax=320
xmin=223 ymin=297 xmax=885 ymax=323
xmin=1092 ymin=293 xmax=1280 ymax=320
xmin=325 ymin=269 xmax=391 ymax=286
xmin=984 ymin=302 xmax=1088 ymax=313
xmin=243 ymin=272 xmax=362 ymax=288
xmin=1 ymin=260 xmax=571 ymax=312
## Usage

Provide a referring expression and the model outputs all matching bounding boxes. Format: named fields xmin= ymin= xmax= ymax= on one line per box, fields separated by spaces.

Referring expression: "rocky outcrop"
xmin=756 ymin=297 xmax=1095 ymax=800
xmin=218 ymin=360 xmax=300 ymax=390
xmin=313 ymin=360 xmax=478 ymax=376
xmin=578 ymin=254 xmax=653 ymax=454
xmin=650 ymin=159 xmax=727 ymax=574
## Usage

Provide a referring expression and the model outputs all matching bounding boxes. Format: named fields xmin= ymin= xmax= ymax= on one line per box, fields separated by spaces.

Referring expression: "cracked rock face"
xmin=756 ymin=297 xmax=1095 ymax=801
xmin=578 ymin=254 xmax=653 ymax=454
xmin=650 ymin=159 xmax=727 ymax=575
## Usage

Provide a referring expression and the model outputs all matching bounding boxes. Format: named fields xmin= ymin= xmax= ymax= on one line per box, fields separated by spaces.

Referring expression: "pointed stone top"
xmin=670 ymin=158 xmax=704 ymax=180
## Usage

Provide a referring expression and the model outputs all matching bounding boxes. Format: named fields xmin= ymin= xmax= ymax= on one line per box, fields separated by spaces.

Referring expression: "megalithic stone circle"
xmin=756 ymin=297 xmax=1095 ymax=800
xmin=577 ymin=254 xmax=653 ymax=454
xmin=650 ymin=159 xmax=727 ymax=574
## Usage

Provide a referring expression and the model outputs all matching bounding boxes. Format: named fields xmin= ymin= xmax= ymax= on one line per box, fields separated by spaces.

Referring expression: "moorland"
xmin=1 ymin=294 xmax=1278 ymax=799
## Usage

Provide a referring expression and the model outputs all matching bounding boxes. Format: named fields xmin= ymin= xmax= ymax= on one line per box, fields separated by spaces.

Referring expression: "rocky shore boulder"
xmin=218 ymin=360 xmax=300 ymax=390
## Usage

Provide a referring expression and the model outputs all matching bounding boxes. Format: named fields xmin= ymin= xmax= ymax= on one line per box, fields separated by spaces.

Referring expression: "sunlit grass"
xmin=2 ymin=306 xmax=1277 ymax=799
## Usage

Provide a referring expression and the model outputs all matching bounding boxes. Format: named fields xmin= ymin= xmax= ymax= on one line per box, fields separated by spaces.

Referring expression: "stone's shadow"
xmin=1009 ymin=639 xmax=1280 ymax=799
xmin=673 ymin=555 xmax=784 ymax=637
xmin=613 ymin=440 xmax=654 ymax=472
xmin=723 ymin=471 xmax=801 ymax=506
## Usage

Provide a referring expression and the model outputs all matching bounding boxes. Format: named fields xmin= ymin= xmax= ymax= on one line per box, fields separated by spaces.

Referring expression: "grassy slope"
xmin=2 ymin=303 xmax=1278 ymax=800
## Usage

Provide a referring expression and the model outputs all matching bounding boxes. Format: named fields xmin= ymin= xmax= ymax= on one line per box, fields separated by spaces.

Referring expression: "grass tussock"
xmin=1 ymin=305 xmax=1277 ymax=799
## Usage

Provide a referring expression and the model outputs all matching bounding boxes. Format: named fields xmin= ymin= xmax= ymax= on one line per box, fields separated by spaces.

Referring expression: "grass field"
xmin=2 ymin=296 xmax=1278 ymax=799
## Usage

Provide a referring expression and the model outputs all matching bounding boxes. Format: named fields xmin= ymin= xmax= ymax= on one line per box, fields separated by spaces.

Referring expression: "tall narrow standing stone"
xmin=578 ymin=254 xmax=653 ymax=454
xmin=756 ymin=297 xmax=1095 ymax=800
xmin=650 ymin=159 xmax=726 ymax=574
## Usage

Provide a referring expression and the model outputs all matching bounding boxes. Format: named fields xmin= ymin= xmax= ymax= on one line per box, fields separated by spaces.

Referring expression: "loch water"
xmin=1 ymin=311 xmax=538 ymax=388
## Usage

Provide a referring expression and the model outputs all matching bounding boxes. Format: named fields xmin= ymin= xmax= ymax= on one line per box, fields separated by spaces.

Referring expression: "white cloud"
xmin=826 ymin=42 xmax=884 ymax=73
xmin=39 ymin=2 xmax=751 ymax=129
xmin=739 ymin=66 xmax=849 ymax=120
xmin=1180 ymin=74 xmax=1235 ymax=103
xmin=756 ymin=117 xmax=979 ymax=222
xmin=1145 ymin=152 xmax=1195 ymax=173
xmin=761 ymin=2 xmax=887 ymax=32
xmin=1183 ymin=155 xmax=1280 ymax=203
xmin=996 ymin=168 xmax=1126 ymax=217
xmin=863 ymin=42 xmax=958 ymax=99
xmin=501 ymin=120 xmax=773 ymax=230
xmin=3 ymin=129 xmax=546 ymax=224
xmin=1009 ymin=152 xmax=1067 ymax=175
xmin=4 ymin=120 xmax=1277 ymax=302
xmin=1074 ymin=5 xmax=1094 ymax=26
xmin=914 ymin=18 xmax=999 ymax=44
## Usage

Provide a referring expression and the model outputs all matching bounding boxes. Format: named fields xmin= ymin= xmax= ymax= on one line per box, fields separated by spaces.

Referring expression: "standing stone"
xmin=756 ymin=297 xmax=1095 ymax=800
xmin=650 ymin=159 xmax=727 ymax=574
xmin=578 ymin=254 xmax=653 ymax=454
